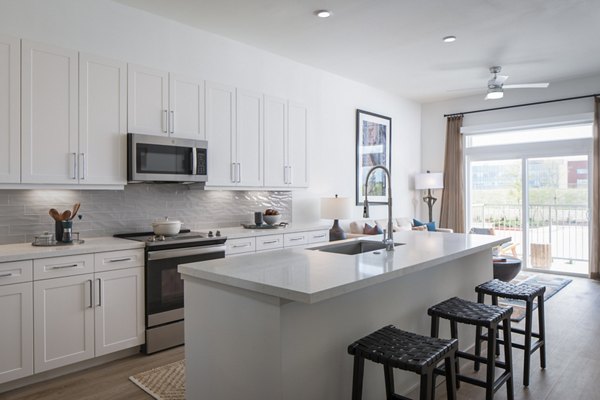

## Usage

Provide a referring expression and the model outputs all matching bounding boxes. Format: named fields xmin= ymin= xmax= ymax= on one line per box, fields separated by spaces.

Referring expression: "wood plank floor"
xmin=2 ymin=275 xmax=598 ymax=399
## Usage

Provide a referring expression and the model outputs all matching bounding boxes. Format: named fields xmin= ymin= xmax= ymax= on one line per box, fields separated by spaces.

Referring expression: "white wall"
xmin=0 ymin=0 xmax=422 ymax=224
xmin=421 ymin=74 xmax=600 ymax=221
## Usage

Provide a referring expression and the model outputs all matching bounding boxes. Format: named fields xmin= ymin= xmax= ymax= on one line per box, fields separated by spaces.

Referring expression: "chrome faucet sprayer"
xmin=363 ymin=165 xmax=394 ymax=251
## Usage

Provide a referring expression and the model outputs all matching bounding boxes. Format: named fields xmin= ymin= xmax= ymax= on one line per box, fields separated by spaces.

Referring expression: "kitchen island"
xmin=179 ymin=231 xmax=507 ymax=400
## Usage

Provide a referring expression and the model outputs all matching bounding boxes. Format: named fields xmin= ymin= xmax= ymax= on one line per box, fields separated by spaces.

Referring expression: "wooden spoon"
xmin=71 ymin=203 xmax=81 ymax=220
xmin=60 ymin=210 xmax=72 ymax=221
xmin=48 ymin=208 xmax=61 ymax=222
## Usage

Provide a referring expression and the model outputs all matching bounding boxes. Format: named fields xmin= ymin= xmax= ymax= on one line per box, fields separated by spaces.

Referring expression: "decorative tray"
xmin=32 ymin=239 xmax=85 ymax=247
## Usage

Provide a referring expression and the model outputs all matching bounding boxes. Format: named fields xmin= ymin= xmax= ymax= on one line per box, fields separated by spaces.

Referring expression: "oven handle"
xmin=147 ymin=244 xmax=226 ymax=261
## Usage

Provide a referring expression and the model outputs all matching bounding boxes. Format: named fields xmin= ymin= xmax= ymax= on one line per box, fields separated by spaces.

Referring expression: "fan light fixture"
xmin=485 ymin=86 xmax=504 ymax=100
xmin=315 ymin=10 xmax=331 ymax=18
xmin=443 ymin=36 xmax=456 ymax=43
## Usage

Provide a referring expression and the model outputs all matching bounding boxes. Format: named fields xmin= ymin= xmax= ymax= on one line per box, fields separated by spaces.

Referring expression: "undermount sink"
xmin=308 ymin=240 xmax=404 ymax=255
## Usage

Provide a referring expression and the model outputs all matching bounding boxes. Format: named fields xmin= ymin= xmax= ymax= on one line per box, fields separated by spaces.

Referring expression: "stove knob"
xmin=158 ymin=235 xmax=166 ymax=241
xmin=208 ymin=230 xmax=214 ymax=238
xmin=216 ymin=230 xmax=221 ymax=237
xmin=147 ymin=236 xmax=156 ymax=242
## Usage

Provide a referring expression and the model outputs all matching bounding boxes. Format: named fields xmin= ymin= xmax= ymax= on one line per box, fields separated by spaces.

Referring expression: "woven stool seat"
xmin=428 ymin=297 xmax=512 ymax=328
xmin=476 ymin=279 xmax=545 ymax=301
xmin=348 ymin=325 xmax=458 ymax=374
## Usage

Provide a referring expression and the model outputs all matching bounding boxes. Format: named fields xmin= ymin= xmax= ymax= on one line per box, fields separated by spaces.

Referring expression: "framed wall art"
xmin=355 ymin=109 xmax=392 ymax=205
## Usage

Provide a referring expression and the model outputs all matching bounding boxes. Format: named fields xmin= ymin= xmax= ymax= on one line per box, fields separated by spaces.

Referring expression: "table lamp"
xmin=414 ymin=171 xmax=444 ymax=223
xmin=321 ymin=195 xmax=352 ymax=241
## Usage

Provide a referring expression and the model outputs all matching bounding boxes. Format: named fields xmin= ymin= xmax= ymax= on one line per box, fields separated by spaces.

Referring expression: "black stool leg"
xmin=450 ymin=320 xmax=460 ymax=389
xmin=383 ymin=364 xmax=395 ymax=399
xmin=523 ymin=300 xmax=533 ymax=387
xmin=503 ymin=317 xmax=515 ymax=400
xmin=491 ymin=295 xmax=500 ymax=357
xmin=475 ymin=292 xmax=484 ymax=371
xmin=419 ymin=369 xmax=433 ymax=400
xmin=445 ymin=352 xmax=458 ymax=400
xmin=485 ymin=326 xmax=497 ymax=400
xmin=538 ymin=293 xmax=546 ymax=369
xmin=351 ymin=355 xmax=365 ymax=400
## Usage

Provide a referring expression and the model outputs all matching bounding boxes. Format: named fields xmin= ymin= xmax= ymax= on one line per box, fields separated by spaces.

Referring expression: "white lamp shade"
xmin=321 ymin=196 xmax=352 ymax=220
xmin=415 ymin=172 xmax=444 ymax=190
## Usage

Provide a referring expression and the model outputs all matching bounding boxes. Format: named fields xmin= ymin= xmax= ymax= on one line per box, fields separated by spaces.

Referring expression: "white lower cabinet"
xmin=94 ymin=267 xmax=144 ymax=356
xmin=33 ymin=273 xmax=95 ymax=372
xmin=0 ymin=282 xmax=33 ymax=384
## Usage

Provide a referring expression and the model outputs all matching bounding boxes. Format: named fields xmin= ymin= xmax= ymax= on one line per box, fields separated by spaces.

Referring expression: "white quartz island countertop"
xmin=179 ymin=231 xmax=508 ymax=304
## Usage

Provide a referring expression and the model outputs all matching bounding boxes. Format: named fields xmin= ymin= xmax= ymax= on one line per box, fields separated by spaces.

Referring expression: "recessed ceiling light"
xmin=443 ymin=35 xmax=457 ymax=43
xmin=315 ymin=10 xmax=332 ymax=18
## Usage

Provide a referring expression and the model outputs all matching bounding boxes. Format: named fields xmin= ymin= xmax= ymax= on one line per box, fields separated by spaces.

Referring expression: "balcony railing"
xmin=471 ymin=203 xmax=589 ymax=262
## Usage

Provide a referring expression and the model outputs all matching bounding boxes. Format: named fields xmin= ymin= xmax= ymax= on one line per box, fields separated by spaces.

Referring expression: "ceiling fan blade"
xmin=494 ymin=75 xmax=509 ymax=85
xmin=504 ymin=83 xmax=549 ymax=89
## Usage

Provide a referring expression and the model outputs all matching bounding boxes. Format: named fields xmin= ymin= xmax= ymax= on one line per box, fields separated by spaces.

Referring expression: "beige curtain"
xmin=440 ymin=115 xmax=465 ymax=233
xmin=591 ymin=97 xmax=600 ymax=279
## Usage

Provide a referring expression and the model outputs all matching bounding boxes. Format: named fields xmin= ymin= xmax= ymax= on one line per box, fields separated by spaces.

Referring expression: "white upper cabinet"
xmin=263 ymin=96 xmax=287 ymax=187
xmin=236 ymin=89 xmax=263 ymax=187
xmin=0 ymin=35 xmax=20 ymax=183
xmin=21 ymin=40 xmax=79 ymax=184
xmin=205 ymin=81 xmax=236 ymax=186
xmin=79 ymin=53 xmax=127 ymax=185
xmin=127 ymin=64 xmax=169 ymax=136
xmin=169 ymin=73 xmax=204 ymax=139
xmin=287 ymin=102 xmax=309 ymax=187
xmin=128 ymin=65 xmax=204 ymax=139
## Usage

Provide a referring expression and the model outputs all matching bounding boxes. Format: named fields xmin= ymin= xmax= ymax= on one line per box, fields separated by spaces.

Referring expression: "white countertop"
xmin=216 ymin=223 xmax=329 ymax=239
xmin=0 ymin=237 xmax=145 ymax=262
xmin=179 ymin=231 xmax=509 ymax=304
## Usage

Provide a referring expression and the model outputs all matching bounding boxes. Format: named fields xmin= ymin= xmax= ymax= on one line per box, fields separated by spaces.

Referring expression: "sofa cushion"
xmin=363 ymin=223 xmax=383 ymax=235
xmin=413 ymin=218 xmax=436 ymax=232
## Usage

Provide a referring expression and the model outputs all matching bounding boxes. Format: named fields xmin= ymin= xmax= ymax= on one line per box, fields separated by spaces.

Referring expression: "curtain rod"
xmin=444 ymin=93 xmax=600 ymax=118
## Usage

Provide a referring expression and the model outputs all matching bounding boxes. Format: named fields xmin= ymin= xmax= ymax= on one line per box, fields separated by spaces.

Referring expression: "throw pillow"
xmin=413 ymin=219 xmax=436 ymax=232
xmin=363 ymin=223 xmax=383 ymax=235
xmin=412 ymin=225 xmax=427 ymax=231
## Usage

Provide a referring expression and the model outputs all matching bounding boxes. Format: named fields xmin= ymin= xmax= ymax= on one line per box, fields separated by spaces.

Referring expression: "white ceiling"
xmin=115 ymin=0 xmax=600 ymax=103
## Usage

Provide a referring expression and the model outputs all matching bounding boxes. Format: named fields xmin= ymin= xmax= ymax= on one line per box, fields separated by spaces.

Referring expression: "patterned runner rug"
xmin=129 ymin=359 xmax=185 ymax=400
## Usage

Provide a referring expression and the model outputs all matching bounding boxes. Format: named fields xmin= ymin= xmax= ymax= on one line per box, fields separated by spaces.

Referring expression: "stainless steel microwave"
xmin=127 ymin=133 xmax=208 ymax=184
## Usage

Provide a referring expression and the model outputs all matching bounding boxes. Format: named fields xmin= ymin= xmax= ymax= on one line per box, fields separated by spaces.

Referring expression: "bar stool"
xmin=347 ymin=325 xmax=458 ymax=400
xmin=475 ymin=279 xmax=546 ymax=386
xmin=428 ymin=297 xmax=514 ymax=400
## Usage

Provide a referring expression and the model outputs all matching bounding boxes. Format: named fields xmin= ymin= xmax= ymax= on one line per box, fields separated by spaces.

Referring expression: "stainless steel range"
xmin=114 ymin=229 xmax=226 ymax=354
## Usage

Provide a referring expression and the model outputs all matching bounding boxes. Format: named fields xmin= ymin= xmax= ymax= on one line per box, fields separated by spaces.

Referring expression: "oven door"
xmin=145 ymin=244 xmax=225 ymax=327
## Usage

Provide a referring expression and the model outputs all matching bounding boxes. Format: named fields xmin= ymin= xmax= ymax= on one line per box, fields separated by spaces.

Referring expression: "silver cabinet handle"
xmin=290 ymin=237 xmax=304 ymax=241
xmin=191 ymin=147 xmax=198 ymax=175
xmin=170 ymin=110 xmax=175 ymax=134
xmin=79 ymin=153 xmax=86 ymax=180
xmin=313 ymin=234 xmax=326 ymax=238
xmin=283 ymin=165 xmax=288 ymax=184
xmin=231 ymin=162 xmax=236 ymax=183
xmin=0 ymin=272 xmax=14 ymax=278
xmin=51 ymin=264 xmax=79 ymax=270
xmin=107 ymin=257 xmax=132 ymax=263
xmin=263 ymin=240 xmax=278 ymax=245
xmin=96 ymin=278 xmax=102 ymax=306
xmin=287 ymin=165 xmax=292 ymax=185
xmin=236 ymin=163 xmax=241 ymax=183
xmin=71 ymin=152 xmax=77 ymax=180
xmin=162 ymin=109 xmax=168 ymax=133
xmin=232 ymin=243 xmax=251 ymax=248
xmin=147 ymin=244 xmax=226 ymax=261
xmin=88 ymin=279 xmax=93 ymax=308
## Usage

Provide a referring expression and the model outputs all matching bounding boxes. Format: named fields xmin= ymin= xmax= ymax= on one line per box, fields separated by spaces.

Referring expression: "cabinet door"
xmin=236 ymin=89 xmax=263 ymax=187
xmin=0 ymin=282 xmax=33 ymax=384
xmin=95 ymin=267 xmax=144 ymax=356
xmin=127 ymin=64 xmax=169 ymax=136
xmin=21 ymin=40 xmax=79 ymax=184
xmin=287 ymin=102 xmax=309 ymax=187
xmin=205 ymin=81 xmax=236 ymax=186
xmin=169 ymin=73 xmax=204 ymax=139
xmin=34 ymin=274 xmax=94 ymax=372
xmin=263 ymin=95 xmax=287 ymax=187
xmin=0 ymin=35 xmax=20 ymax=183
xmin=79 ymin=53 xmax=127 ymax=185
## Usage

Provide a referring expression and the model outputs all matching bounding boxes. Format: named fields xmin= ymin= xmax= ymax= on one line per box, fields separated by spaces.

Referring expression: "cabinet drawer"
xmin=34 ymin=254 xmax=94 ymax=280
xmin=226 ymin=237 xmax=256 ymax=255
xmin=284 ymin=232 xmax=308 ymax=247
xmin=95 ymin=249 xmax=144 ymax=272
xmin=0 ymin=260 xmax=33 ymax=285
xmin=255 ymin=234 xmax=284 ymax=251
xmin=308 ymin=230 xmax=329 ymax=244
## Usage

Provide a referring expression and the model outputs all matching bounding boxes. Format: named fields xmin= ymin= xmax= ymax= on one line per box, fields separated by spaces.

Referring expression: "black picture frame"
xmin=355 ymin=109 xmax=392 ymax=205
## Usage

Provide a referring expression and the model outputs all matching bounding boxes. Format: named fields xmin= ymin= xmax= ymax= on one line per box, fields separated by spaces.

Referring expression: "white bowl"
xmin=263 ymin=214 xmax=281 ymax=225
xmin=152 ymin=217 xmax=182 ymax=236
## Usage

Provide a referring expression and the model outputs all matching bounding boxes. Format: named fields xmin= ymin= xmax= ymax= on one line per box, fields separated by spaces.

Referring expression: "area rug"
xmin=499 ymin=273 xmax=572 ymax=322
xmin=129 ymin=359 xmax=185 ymax=400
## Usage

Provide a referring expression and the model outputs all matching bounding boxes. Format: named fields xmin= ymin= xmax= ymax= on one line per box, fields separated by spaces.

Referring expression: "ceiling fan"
xmin=485 ymin=66 xmax=549 ymax=100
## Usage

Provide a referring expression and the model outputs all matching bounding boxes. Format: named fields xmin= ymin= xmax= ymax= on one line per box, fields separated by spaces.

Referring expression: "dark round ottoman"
xmin=492 ymin=256 xmax=522 ymax=282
